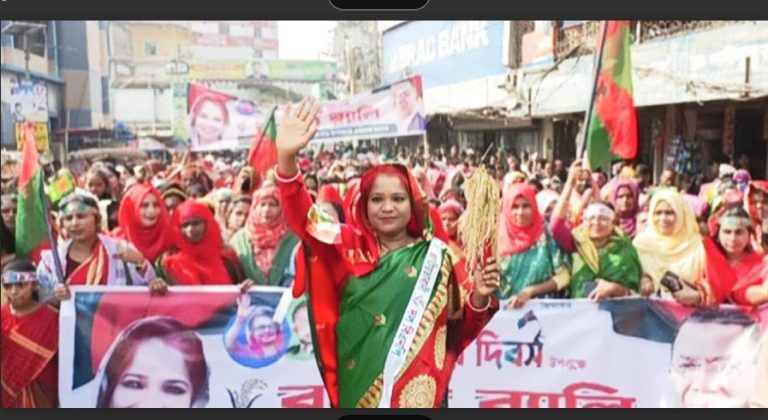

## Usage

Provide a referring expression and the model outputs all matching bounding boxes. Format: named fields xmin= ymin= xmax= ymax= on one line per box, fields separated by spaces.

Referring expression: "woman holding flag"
xmin=39 ymin=192 xmax=164 ymax=302
xmin=272 ymin=98 xmax=499 ymax=408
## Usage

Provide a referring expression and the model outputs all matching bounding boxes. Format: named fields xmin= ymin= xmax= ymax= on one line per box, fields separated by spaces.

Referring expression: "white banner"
xmin=60 ymin=288 xmax=766 ymax=408
xmin=60 ymin=286 xmax=326 ymax=408
xmin=311 ymin=75 xmax=427 ymax=144
xmin=9 ymin=76 xmax=49 ymax=123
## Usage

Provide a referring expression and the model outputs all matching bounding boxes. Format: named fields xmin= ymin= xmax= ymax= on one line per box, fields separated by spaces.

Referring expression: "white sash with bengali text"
xmin=378 ymin=238 xmax=446 ymax=408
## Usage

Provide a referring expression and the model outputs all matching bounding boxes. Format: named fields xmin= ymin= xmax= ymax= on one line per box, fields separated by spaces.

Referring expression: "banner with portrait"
xmin=450 ymin=299 xmax=767 ymax=408
xmin=60 ymin=289 xmax=767 ymax=408
xmin=185 ymin=84 xmax=269 ymax=151
xmin=59 ymin=286 xmax=325 ymax=408
xmin=10 ymin=76 xmax=50 ymax=152
xmin=311 ymin=75 xmax=427 ymax=144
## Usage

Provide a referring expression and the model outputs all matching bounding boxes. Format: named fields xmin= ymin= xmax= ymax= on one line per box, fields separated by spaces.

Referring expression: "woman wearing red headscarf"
xmin=228 ymin=185 xmax=299 ymax=287
xmin=708 ymin=205 xmax=768 ymax=306
xmin=160 ymin=200 xmax=244 ymax=286
xmin=437 ymin=199 xmax=464 ymax=255
xmin=112 ymin=183 xmax=172 ymax=264
xmin=271 ymin=98 xmax=499 ymax=408
xmin=498 ymin=183 xmax=571 ymax=308
xmin=745 ymin=181 xmax=768 ymax=252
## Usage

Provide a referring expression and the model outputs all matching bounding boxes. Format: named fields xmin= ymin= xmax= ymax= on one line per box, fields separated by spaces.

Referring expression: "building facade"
xmin=381 ymin=21 xmax=537 ymax=157
xmin=509 ymin=20 xmax=768 ymax=180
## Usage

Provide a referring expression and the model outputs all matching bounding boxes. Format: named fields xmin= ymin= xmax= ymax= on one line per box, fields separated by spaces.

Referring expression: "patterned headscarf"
xmin=247 ymin=185 xmax=289 ymax=278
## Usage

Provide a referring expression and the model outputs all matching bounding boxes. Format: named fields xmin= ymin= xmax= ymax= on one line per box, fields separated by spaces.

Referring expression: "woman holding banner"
xmin=498 ymin=183 xmax=571 ymax=308
xmin=709 ymin=205 xmax=768 ymax=306
xmin=160 ymin=200 xmax=245 ymax=286
xmin=273 ymin=98 xmax=499 ymax=408
xmin=112 ymin=183 xmax=172 ymax=265
xmin=633 ymin=188 xmax=736 ymax=306
xmin=1 ymin=259 xmax=58 ymax=408
xmin=229 ymin=185 xmax=299 ymax=287
xmin=42 ymin=192 xmax=163 ymax=302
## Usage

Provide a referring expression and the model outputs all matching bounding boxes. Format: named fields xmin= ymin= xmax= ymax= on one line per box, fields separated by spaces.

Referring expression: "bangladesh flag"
xmin=15 ymin=123 xmax=50 ymax=261
xmin=248 ymin=107 xmax=278 ymax=176
xmin=586 ymin=21 xmax=638 ymax=170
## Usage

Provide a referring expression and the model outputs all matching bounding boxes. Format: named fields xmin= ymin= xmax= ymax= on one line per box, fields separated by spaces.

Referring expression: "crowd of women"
xmin=1 ymin=98 xmax=766 ymax=408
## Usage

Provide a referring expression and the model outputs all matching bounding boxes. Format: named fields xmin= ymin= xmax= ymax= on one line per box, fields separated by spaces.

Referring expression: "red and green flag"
xmin=248 ymin=107 xmax=278 ymax=176
xmin=585 ymin=20 xmax=638 ymax=170
xmin=15 ymin=123 xmax=50 ymax=261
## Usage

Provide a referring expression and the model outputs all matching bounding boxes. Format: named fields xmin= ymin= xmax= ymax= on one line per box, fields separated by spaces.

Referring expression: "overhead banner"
xmin=311 ymin=75 xmax=427 ymax=144
xmin=9 ymin=76 xmax=49 ymax=123
xmin=186 ymin=84 xmax=268 ymax=151
xmin=60 ymin=289 xmax=767 ymax=408
xmin=246 ymin=60 xmax=337 ymax=82
xmin=10 ymin=77 xmax=50 ymax=152
xmin=14 ymin=122 xmax=50 ymax=153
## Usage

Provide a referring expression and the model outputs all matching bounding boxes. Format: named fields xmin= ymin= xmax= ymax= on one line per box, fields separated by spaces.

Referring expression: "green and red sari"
xmin=229 ymin=185 xmax=299 ymax=287
xmin=278 ymin=164 xmax=498 ymax=408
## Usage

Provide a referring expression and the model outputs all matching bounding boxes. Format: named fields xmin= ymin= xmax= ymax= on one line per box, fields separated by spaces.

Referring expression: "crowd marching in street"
xmin=1 ymin=98 xmax=767 ymax=409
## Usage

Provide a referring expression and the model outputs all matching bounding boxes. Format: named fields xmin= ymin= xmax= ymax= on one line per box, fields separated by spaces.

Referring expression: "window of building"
xmin=144 ymin=40 xmax=157 ymax=56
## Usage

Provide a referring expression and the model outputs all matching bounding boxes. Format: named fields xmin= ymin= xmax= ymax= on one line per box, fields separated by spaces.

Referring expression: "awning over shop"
xmin=430 ymin=108 xmax=536 ymax=131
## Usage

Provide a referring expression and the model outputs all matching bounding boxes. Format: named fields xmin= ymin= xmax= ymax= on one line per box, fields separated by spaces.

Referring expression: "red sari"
xmin=65 ymin=241 xmax=110 ymax=286
xmin=1 ymin=304 xmax=59 ymax=408
xmin=730 ymin=252 xmax=768 ymax=305
xmin=163 ymin=200 xmax=240 ymax=285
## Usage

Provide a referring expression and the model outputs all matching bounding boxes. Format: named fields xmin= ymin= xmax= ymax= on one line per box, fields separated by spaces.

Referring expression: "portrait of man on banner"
xmin=285 ymin=297 xmax=314 ymax=360
xmin=599 ymin=299 xmax=766 ymax=408
xmin=390 ymin=76 xmax=427 ymax=134
xmin=669 ymin=308 xmax=761 ymax=408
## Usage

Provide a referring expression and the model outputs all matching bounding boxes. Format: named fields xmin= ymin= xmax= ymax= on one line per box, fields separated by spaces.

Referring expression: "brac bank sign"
xmin=382 ymin=21 xmax=507 ymax=89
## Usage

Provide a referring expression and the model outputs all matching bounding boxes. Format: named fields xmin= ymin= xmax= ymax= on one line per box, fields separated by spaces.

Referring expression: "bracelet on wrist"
xmin=467 ymin=291 xmax=492 ymax=312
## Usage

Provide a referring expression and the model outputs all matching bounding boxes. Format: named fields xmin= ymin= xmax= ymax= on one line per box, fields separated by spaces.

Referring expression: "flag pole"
xmin=38 ymin=153 xmax=65 ymax=284
xmin=579 ymin=20 xmax=611 ymax=161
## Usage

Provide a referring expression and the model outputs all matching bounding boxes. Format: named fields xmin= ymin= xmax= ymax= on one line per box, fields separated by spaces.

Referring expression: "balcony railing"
xmin=554 ymin=20 xmax=744 ymax=60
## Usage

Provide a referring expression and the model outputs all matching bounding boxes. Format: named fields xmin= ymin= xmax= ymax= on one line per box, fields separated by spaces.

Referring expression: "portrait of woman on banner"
xmin=189 ymin=93 xmax=230 ymax=149
xmin=94 ymin=316 xmax=210 ymax=408
xmin=223 ymin=294 xmax=290 ymax=368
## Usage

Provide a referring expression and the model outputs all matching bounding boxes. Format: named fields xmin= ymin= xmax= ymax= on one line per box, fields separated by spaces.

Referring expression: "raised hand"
xmin=239 ymin=279 xmax=254 ymax=294
xmin=236 ymin=293 xmax=255 ymax=319
xmin=566 ymin=159 xmax=583 ymax=185
xmin=276 ymin=98 xmax=321 ymax=159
